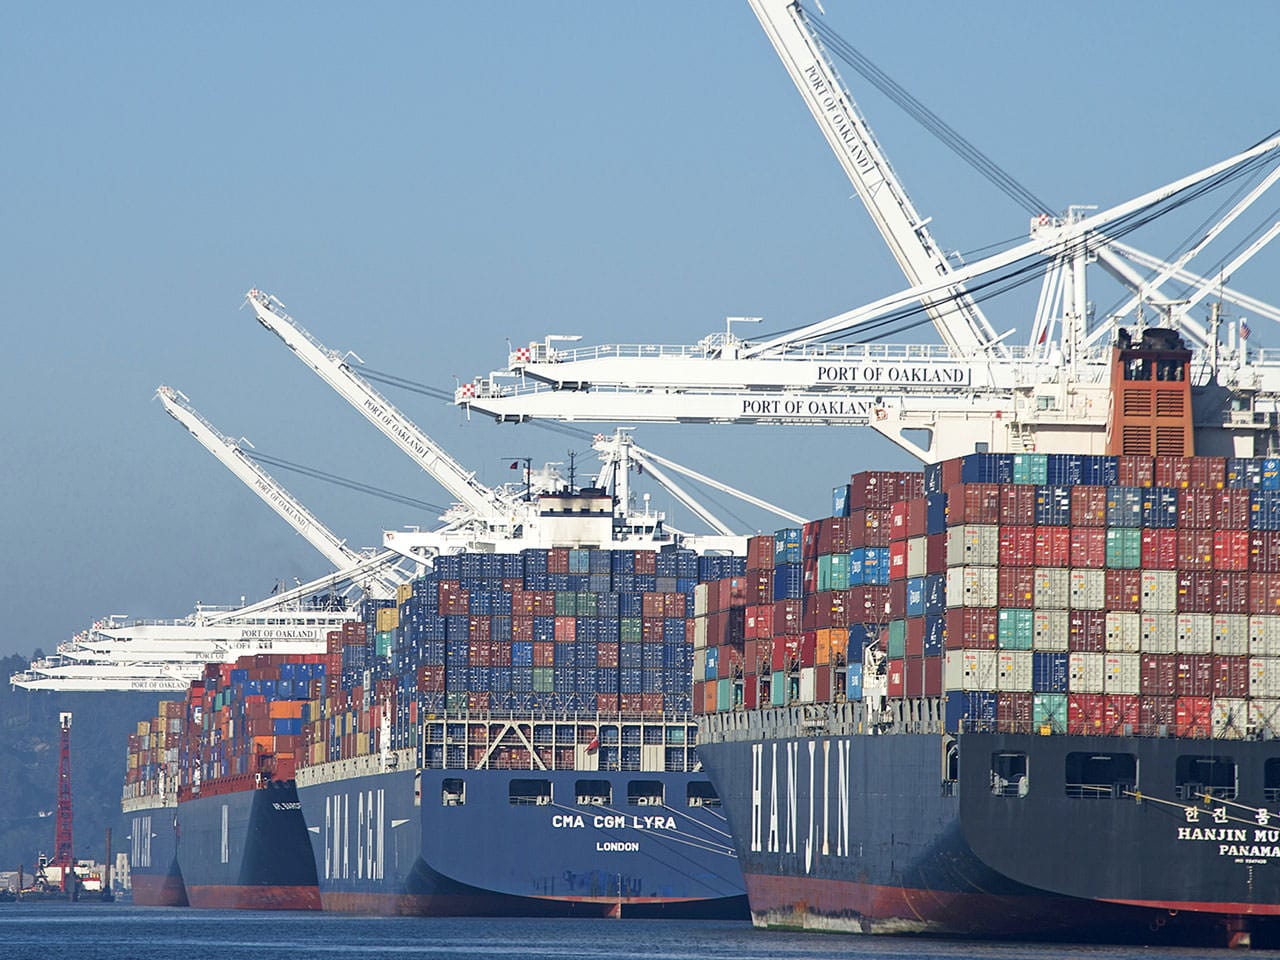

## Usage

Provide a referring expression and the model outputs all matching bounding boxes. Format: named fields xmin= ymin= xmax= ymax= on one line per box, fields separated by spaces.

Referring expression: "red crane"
xmin=53 ymin=712 xmax=73 ymax=891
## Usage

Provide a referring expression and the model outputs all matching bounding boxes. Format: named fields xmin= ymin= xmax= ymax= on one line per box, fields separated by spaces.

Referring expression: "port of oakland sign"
xmin=812 ymin=363 xmax=970 ymax=387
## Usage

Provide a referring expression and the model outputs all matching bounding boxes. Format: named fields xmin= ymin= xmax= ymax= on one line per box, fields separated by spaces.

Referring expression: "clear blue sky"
xmin=2 ymin=3 xmax=1278 ymax=659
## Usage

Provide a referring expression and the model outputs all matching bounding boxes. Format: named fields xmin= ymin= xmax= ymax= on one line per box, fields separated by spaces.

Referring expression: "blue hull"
xmin=124 ymin=799 xmax=186 ymax=906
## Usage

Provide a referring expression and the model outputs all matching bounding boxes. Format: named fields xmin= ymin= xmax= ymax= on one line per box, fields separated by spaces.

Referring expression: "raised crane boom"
xmin=156 ymin=384 xmax=399 ymax=601
xmin=246 ymin=289 xmax=512 ymax=527
xmin=748 ymin=0 xmax=1002 ymax=357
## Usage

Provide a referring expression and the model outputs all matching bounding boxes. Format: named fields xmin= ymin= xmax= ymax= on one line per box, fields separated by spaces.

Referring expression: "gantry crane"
xmin=455 ymin=0 xmax=1280 ymax=462
xmin=156 ymin=384 xmax=402 ymax=600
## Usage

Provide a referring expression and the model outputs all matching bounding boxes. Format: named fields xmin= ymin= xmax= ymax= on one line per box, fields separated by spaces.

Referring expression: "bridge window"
xmin=1267 ymin=759 xmax=1280 ymax=803
xmin=1175 ymin=755 xmax=1237 ymax=802
xmin=1065 ymin=752 xmax=1136 ymax=799
xmin=575 ymin=779 xmax=612 ymax=806
xmin=627 ymin=780 xmax=664 ymax=806
xmin=509 ymin=779 xmax=552 ymax=806
xmin=441 ymin=778 xmax=464 ymax=806
xmin=991 ymin=752 xmax=1028 ymax=798
xmin=1124 ymin=358 xmax=1151 ymax=381
xmin=686 ymin=781 xmax=721 ymax=807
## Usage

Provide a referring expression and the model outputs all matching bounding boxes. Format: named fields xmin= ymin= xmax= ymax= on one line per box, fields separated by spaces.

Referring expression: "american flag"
xmin=1242 ymin=319 xmax=1252 ymax=341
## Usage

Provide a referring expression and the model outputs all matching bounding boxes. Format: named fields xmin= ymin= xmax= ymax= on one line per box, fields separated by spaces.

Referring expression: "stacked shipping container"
xmin=695 ymin=454 xmax=1280 ymax=742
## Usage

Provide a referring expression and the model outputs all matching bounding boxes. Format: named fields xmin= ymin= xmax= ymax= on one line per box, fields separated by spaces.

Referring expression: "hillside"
xmin=0 ymin=655 xmax=159 ymax=873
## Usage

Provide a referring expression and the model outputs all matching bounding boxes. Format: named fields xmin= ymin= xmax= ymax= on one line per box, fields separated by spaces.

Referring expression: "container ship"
xmin=125 ymin=498 xmax=749 ymax=917
xmin=693 ymin=330 xmax=1280 ymax=948
xmin=122 ymin=702 xmax=187 ymax=906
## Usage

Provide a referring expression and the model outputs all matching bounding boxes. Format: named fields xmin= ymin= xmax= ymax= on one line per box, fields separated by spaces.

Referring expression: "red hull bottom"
xmin=743 ymin=872 xmax=1268 ymax=947
xmin=318 ymin=889 xmax=746 ymax=920
xmin=130 ymin=874 xmax=187 ymax=908
xmin=186 ymin=885 xmax=321 ymax=911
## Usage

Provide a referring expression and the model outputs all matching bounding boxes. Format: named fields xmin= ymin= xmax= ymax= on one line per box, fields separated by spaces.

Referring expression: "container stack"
xmin=122 ymin=700 xmax=185 ymax=802
xmin=694 ymin=453 xmax=1280 ymax=742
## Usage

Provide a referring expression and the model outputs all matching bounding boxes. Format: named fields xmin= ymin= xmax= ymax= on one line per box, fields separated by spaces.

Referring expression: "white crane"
xmin=454 ymin=1 xmax=1280 ymax=462
xmin=156 ymin=384 xmax=402 ymax=601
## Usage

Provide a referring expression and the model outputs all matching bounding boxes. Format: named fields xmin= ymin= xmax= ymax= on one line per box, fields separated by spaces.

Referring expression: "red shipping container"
xmin=997 ymin=566 xmax=1035 ymax=608
xmin=745 ymin=605 xmax=772 ymax=640
xmin=889 ymin=537 xmax=908 ymax=579
xmin=926 ymin=533 xmax=947 ymax=575
xmin=1000 ymin=484 xmax=1037 ymax=526
xmin=1154 ymin=455 xmax=1224 ymax=490
xmin=719 ymin=646 xmax=745 ymax=679
xmin=1176 ymin=530 xmax=1214 ymax=571
xmin=999 ymin=527 xmax=1037 ymax=566
xmin=1251 ymin=531 xmax=1280 ymax=573
xmin=773 ymin=598 xmax=802 ymax=633
xmin=1250 ymin=572 xmax=1280 ymax=615
xmin=904 ymin=658 xmax=923 ymax=698
xmin=1102 ymin=694 xmax=1140 ymax=736
xmin=772 ymin=636 xmax=801 ymax=672
xmin=1216 ymin=490 xmax=1252 ymax=530
xmin=815 ymin=666 xmax=832 ymax=704
xmin=1212 ymin=655 xmax=1249 ymax=698
xmin=924 ymin=655 xmax=943 ymax=696
xmin=513 ymin=616 xmax=534 ymax=642
xmin=1139 ymin=695 xmax=1177 ymax=733
xmin=946 ymin=607 xmax=998 ymax=649
xmin=798 ymin=632 xmax=817 ymax=667
xmin=1068 ymin=693 xmax=1106 ymax=735
xmin=643 ymin=617 xmax=666 ymax=644
xmin=863 ymin=507 xmax=895 ymax=546
xmin=1213 ymin=530 xmax=1250 ymax=571
xmin=468 ymin=640 xmax=490 ymax=665
xmin=469 ymin=616 xmax=491 ymax=643
xmin=1070 ymin=486 xmax=1109 ymax=526
xmin=1034 ymin=526 xmax=1071 ymax=567
xmin=849 ymin=586 xmax=893 ymax=622
xmin=1212 ymin=572 xmax=1250 ymax=614
xmin=1178 ymin=489 xmax=1216 ymax=529
xmin=1104 ymin=569 xmax=1142 ymax=612
xmin=850 ymin=470 xmax=923 ymax=509
xmin=1068 ymin=610 xmax=1107 ymax=652
xmin=887 ymin=580 xmax=907 ymax=620
xmin=998 ymin=692 xmax=1033 ymax=733
xmin=533 ymin=642 xmax=555 ymax=667
xmin=633 ymin=550 xmax=656 ymax=575
xmin=1140 ymin=529 xmax=1178 ymax=570
xmin=1070 ymin=527 xmax=1106 ymax=568
xmin=905 ymin=618 xmax=925 ymax=658
xmin=889 ymin=504 xmax=909 ymax=543
xmin=597 ymin=644 xmax=619 ymax=668
xmin=802 ymin=521 xmax=821 ymax=560
xmin=886 ymin=658 xmax=905 ymax=698
xmin=743 ymin=678 xmax=758 ymax=710
xmin=946 ymin=483 xmax=1002 ymax=525
xmin=906 ymin=499 xmax=927 ymax=538
xmin=548 ymin=548 xmax=570 ymax=574
xmin=747 ymin=535 xmax=775 ymax=571
xmin=1116 ymin=455 xmax=1154 ymax=487
xmin=755 ymin=638 xmax=774 ymax=673
xmin=1140 ymin=654 xmax=1178 ymax=696
xmin=1175 ymin=696 xmax=1212 ymax=738
xmin=1175 ymin=655 xmax=1214 ymax=697
xmin=1176 ymin=572 xmax=1214 ymax=613
xmin=666 ymin=592 xmax=689 ymax=618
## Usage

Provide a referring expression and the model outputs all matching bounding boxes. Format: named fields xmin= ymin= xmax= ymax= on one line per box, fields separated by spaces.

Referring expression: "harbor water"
xmin=0 ymin=905 xmax=1264 ymax=960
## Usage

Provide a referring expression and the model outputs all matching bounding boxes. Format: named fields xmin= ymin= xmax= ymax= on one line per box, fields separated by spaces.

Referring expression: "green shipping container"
xmin=998 ymin=608 xmax=1034 ymax=650
xmin=576 ymin=592 xmax=598 ymax=616
xmin=555 ymin=591 xmax=577 ymax=617
xmin=533 ymin=666 xmax=554 ymax=693
xmin=376 ymin=630 xmax=393 ymax=658
xmin=717 ymin=678 xmax=732 ymax=712
xmin=771 ymin=671 xmax=787 ymax=707
xmin=1105 ymin=528 xmax=1142 ymax=569
xmin=887 ymin=619 xmax=907 ymax=659
xmin=1013 ymin=453 xmax=1048 ymax=485
xmin=1033 ymin=692 xmax=1068 ymax=733
xmin=620 ymin=618 xmax=642 ymax=643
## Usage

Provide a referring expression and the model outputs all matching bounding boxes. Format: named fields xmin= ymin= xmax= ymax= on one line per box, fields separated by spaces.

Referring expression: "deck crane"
xmin=156 ymin=385 xmax=402 ymax=601
xmin=455 ymin=0 xmax=1280 ymax=462
xmin=246 ymin=290 xmax=802 ymax=559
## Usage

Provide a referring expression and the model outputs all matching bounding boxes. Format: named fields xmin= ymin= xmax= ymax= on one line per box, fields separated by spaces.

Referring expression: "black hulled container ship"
xmin=122 ymin=703 xmax=187 ymax=906
xmin=694 ymin=330 xmax=1280 ymax=949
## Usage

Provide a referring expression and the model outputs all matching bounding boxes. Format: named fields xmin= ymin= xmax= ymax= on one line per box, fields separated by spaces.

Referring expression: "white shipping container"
xmin=693 ymin=584 xmax=710 ymax=618
xmin=1249 ymin=699 xmax=1280 ymax=738
xmin=1069 ymin=652 xmax=1105 ymax=693
xmin=946 ymin=566 xmax=998 ymax=608
xmin=1143 ymin=613 xmax=1178 ymax=653
xmin=1105 ymin=612 xmax=1141 ymax=653
xmin=1140 ymin=570 xmax=1177 ymax=613
xmin=1103 ymin=653 xmax=1141 ymax=694
xmin=1174 ymin=614 xmax=1211 ymax=655
xmin=1250 ymin=658 xmax=1280 ymax=700
xmin=944 ymin=649 xmax=998 ymax=691
xmin=1212 ymin=698 xmax=1248 ymax=740
xmin=1250 ymin=616 xmax=1280 ymax=658
xmin=1212 ymin=614 xmax=1249 ymax=656
xmin=946 ymin=525 xmax=999 ymax=567
xmin=693 ymin=617 xmax=708 ymax=650
xmin=693 ymin=648 xmax=706 ymax=681
xmin=1069 ymin=569 xmax=1106 ymax=610
xmin=1032 ymin=609 xmax=1069 ymax=651
xmin=997 ymin=650 xmax=1033 ymax=691
xmin=906 ymin=537 xmax=926 ymax=579
xmin=1033 ymin=568 xmax=1070 ymax=610
xmin=798 ymin=667 xmax=816 ymax=703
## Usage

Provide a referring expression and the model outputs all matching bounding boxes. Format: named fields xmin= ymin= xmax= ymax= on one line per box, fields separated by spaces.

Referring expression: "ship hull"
xmin=176 ymin=779 xmax=320 ymax=910
xmin=697 ymin=716 xmax=1280 ymax=948
xmin=297 ymin=765 xmax=746 ymax=917
xmin=125 ymin=802 xmax=186 ymax=907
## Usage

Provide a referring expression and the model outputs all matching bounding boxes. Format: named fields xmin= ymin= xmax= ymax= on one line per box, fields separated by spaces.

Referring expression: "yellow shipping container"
xmin=136 ymin=721 xmax=150 ymax=737
xmin=397 ymin=583 xmax=413 ymax=605
xmin=376 ymin=607 xmax=400 ymax=632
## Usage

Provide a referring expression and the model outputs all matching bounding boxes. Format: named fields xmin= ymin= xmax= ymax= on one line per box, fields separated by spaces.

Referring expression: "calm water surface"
xmin=1 ymin=905 xmax=1273 ymax=960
